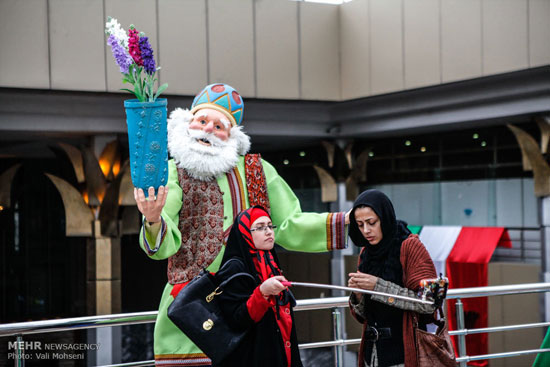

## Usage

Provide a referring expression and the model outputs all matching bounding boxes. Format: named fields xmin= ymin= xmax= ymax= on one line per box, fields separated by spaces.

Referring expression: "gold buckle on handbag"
xmin=203 ymin=319 xmax=214 ymax=330
xmin=206 ymin=287 xmax=223 ymax=302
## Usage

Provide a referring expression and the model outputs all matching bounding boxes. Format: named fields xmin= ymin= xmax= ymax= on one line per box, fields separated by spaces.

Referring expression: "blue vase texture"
xmin=124 ymin=98 xmax=168 ymax=197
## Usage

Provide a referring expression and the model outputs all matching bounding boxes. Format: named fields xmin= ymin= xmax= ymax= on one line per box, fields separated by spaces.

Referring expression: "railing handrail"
xmin=1 ymin=282 xmax=549 ymax=338
xmin=446 ymin=282 xmax=550 ymax=299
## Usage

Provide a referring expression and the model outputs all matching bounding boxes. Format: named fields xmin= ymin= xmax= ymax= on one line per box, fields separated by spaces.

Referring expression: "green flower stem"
xmin=119 ymin=63 xmax=167 ymax=102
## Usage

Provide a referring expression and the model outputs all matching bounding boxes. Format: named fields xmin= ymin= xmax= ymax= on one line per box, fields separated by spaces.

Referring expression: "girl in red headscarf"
xmin=215 ymin=206 xmax=302 ymax=367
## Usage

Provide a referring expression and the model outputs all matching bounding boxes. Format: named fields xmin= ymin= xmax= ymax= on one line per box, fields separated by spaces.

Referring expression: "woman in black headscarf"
xmin=347 ymin=190 xmax=437 ymax=367
xmin=215 ymin=206 xmax=302 ymax=367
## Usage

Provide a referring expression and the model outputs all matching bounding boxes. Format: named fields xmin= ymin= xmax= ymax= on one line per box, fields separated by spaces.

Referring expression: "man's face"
xmin=188 ymin=108 xmax=231 ymax=143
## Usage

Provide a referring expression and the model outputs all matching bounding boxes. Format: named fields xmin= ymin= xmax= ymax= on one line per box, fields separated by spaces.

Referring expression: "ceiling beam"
xmin=0 ymin=66 xmax=548 ymax=145
xmin=331 ymin=66 xmax=550 ymax=138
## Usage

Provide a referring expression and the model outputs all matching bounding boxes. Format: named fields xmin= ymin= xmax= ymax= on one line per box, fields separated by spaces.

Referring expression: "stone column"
xmin=87 ymin=220 xmax=121 ymax=315
xmin=86 ymin=220 xmax=122 ymax=365
xmin=540 ymin=197 xmax=550 ymax=323
xmin=330 ymin=183 xmax=357 ymax=367
xmin=330 ymin=183 xmax=354 ymax=296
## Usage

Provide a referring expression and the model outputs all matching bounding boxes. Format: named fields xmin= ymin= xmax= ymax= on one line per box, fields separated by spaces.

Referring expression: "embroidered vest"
xmin=167 ymin=154 xmax=270 ymax=284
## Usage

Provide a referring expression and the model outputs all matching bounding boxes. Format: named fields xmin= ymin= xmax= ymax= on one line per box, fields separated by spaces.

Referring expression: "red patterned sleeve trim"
xmin=142 ymin=217 xmax=167 ymax=256
xmin=326 ymin=212 xmax=347 ymax=250
xmin=246 ymin=286 xmax=272 ymax=322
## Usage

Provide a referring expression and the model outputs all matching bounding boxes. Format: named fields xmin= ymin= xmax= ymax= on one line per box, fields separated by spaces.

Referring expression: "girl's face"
xmin=250 ymin=216 xmax=275 ymax=250
xmin=354 ymin=206 xmax=383 ymax=245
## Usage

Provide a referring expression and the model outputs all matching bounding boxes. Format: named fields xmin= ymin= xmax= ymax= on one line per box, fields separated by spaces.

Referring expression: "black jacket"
xmin=215 ymin=257 xmax=303 ymax=367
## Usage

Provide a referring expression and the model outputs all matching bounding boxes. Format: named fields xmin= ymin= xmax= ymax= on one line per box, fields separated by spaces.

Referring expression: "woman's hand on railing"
xmin=260 ymin=276 xmax=288 ymax=298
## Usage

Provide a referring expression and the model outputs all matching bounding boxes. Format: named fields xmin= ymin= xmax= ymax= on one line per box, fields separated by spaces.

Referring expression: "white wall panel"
xmin=404 ymin=0 xmax=440 ymax=89
xmin=370 ymin=0 xmax=404 ymax=95
xmin=529 ymin=0 xmax=550 ymax=67
xmin=441 ymin=180 xmax=490 ymax=226
xmin=49 ymin=0 xmax=106 ymax=91
xmin=340 ymin=0 xmax=370 ymax=100
xmin=1 ymin=0 xmax=547 ymax=99
xmin=208 ymin=0 xmax=255 ymax=97
xmin=255 ymin=0 xmax=299 ymax=99
xmin=483 ymin=0 xmax=529 ymax=75
xmin=369 ymin=178 xmax=539 ymax=229
xmin=158 ymin=0 xmax=207 ymax=96
xmin=523 ymin=178 xmax=539 ymax=227
xmin=441 ymin=0 xmax=482 ymax=82
xmin=370 ymin=184 xmax=394 ymax=199
xmin=105 ymin=0 xmax=158 ymax=94
xmin=0 ymin=0 xmax=50 ymax=88
xmin=496 ymin=179 xmax=523 ymax=227
xmin=392 ymin=182 xmax=440 ymax=226
xmin=300 ymin=3 xmax=340 ymax=100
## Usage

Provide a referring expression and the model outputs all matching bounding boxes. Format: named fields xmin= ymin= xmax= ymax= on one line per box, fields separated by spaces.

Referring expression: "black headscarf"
xmin=349 ymin=189 xmax=411 ymax=285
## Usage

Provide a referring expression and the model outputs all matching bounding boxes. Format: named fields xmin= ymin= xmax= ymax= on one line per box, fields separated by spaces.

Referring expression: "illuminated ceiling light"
xmin=111 ymin=159 xmax=121 ymax=177
xmin=473 ymin=133 xmax=479 ymax=140
xmin=82 ymin=191 xmax=90 ymax=205
xmin=303 ymin=0 xmax=349 ymax=4
xmin=420 ymin=146 xmax=427 ymax=152
xmin=405 ymin=140 xmax=411 ymax=146
xmin=283 ymin=159 xmax=290 ymax=165
xmin=299 ymin=151 xmax=306 ymax=157
xmin=99 ymin=159 xmax=111 ymax=177
xmin=481 ymin=141 xmax=487 ymax=147
xmin=0 ymin=205 xmax=4 ymax=211
xmin=368 ymin=151 xmax=374 ymax=157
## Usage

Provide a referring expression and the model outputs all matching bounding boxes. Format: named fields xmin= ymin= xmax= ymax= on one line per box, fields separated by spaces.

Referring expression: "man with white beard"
xmin=134 ymin=83 xmax=348 ymax=366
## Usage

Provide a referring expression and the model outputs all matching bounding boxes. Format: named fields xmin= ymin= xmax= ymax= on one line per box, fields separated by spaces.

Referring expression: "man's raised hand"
xmin=134 ymin=186 xmax=169 ymax=223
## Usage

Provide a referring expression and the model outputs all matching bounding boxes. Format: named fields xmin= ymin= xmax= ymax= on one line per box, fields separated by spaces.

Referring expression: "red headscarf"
xmin=244 ymin=208 xmax=280 ymax=281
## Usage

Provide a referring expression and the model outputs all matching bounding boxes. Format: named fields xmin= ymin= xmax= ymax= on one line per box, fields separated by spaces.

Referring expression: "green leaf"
xmin=148 ymin=78 xmax=156 ymax=102
xmin=142 ymin=79 xmax=148 ymax=100
xmin=126 ymin=70 xmax=135 ymax=84
xmin=154 ymin=84 xmax=168 ymax=101
xmin=133 ymin=85 xmax=145 ymax=102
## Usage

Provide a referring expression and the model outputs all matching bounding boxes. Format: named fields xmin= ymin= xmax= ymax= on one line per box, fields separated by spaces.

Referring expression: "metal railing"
xmin=1 ymin=282 xmax=550 ymax=366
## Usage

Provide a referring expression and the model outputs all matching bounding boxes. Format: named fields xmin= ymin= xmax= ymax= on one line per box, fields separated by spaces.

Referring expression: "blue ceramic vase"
xmin=124 ymin=98 xmax=168 ymax=197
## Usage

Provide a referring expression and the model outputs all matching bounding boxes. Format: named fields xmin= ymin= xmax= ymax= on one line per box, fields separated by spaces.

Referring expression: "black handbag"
xmin=167 ymin=258 xmax=256 ymax=365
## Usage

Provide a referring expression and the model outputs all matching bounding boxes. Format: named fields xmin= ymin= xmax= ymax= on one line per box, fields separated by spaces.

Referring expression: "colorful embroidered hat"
xmin=190 ymin=83 xmax=244 ymax=126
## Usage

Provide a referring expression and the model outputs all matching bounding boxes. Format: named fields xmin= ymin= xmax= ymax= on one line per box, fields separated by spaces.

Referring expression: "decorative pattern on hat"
xmin=190 ymin=83 xmax=244 ymax=126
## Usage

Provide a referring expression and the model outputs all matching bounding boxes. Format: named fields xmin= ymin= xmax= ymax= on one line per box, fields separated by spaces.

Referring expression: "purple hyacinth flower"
xmin=107 ymin=34 xmax=133 ymax=74
xmin=139 ymin=36 xmax=156 ymax=75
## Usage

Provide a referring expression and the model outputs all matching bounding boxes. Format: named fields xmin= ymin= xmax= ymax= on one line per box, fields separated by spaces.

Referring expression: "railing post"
xmin=332 ymin=308 xmax=343 ymax=367
xmin=15 ymin=335 xmax=24 ymax=367
xmin=456 ymin=298 xmax=467 ymax=367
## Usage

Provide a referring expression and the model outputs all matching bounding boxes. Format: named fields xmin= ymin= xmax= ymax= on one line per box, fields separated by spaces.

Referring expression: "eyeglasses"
xmin=250 ymin=225 xmax=277 ymax=233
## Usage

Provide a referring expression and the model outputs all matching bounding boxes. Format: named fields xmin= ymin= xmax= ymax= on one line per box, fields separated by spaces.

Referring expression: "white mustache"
xmin=187 ymin=128 xmax=227 ymax=148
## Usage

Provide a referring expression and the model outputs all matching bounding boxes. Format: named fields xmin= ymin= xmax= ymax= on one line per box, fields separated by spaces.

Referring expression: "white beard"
xmin=167 ymin=108 xmax=251 ymax=181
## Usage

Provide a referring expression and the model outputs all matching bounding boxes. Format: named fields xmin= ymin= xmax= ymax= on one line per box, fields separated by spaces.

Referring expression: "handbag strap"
xmin=219 ymin=271 xmax=256 ymax=289
xmin=413 ymin=306 xmax=446 ymax=328
xmin=206 ymin=259 xmax=256 ymax=302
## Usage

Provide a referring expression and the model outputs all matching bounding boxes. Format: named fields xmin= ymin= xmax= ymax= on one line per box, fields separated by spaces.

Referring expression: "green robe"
xmin=139 ymin=157 xmax=347 ymax=365
xmin=533 ymin=327 xmax=550 ymax=367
